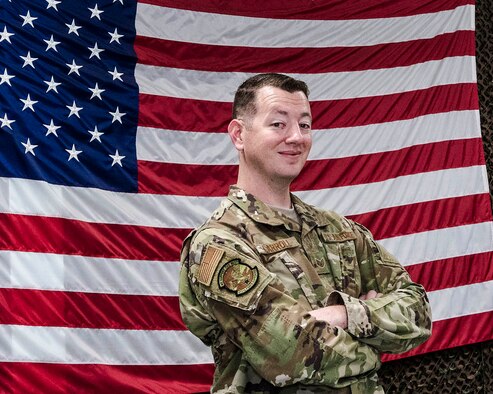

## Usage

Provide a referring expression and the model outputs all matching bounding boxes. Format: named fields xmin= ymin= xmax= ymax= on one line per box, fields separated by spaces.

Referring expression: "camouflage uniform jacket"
xmin=179 ymin=186 xmax=432 ymax=393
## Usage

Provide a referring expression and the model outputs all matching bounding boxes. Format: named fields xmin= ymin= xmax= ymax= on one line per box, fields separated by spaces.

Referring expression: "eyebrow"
xmin=273 ymin=109 xmax=312 ymax=119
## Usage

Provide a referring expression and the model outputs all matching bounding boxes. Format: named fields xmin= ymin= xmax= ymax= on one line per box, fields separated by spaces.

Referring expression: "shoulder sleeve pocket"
xmin=193 ymin=243 xmax=273 ymax=312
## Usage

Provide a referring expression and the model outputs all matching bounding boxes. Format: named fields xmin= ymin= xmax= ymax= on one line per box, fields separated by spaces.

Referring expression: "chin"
xmin=277 ymin=171 xmax=303 ymax=183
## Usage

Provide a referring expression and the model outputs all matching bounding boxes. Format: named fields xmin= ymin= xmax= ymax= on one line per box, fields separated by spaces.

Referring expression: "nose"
xmin=285 ymin=123 xmax=305 ymax=143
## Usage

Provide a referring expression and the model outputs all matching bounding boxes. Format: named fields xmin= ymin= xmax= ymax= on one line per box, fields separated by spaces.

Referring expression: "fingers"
xmin=359 ymin=290 xmax=383 ymax=300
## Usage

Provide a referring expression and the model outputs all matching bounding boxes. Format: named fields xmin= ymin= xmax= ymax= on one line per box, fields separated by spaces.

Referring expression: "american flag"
xmin=1 ymin=0 xmax=492 ymax=392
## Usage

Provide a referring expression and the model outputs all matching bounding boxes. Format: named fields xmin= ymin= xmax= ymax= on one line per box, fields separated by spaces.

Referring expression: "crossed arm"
xmin=309 ymin=290 xmax=382 ymax=328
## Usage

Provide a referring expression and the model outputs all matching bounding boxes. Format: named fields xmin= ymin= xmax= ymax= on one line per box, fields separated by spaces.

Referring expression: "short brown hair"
xmin=232 ymin=73 xmax=310 ymax=119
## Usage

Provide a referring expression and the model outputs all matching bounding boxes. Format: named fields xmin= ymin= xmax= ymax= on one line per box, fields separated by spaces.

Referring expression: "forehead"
xmin=254 ymin=86 xmax=311 ymax=116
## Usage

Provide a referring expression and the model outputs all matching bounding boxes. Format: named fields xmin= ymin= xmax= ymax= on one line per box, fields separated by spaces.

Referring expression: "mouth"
xmin=279 ymin=151 xmax=302 ymax=156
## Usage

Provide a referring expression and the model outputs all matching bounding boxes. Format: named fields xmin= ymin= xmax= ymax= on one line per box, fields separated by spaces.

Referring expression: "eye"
xmin=300 ymin=123 xmax=312 ymax=132
xmin=271 ymin=122 xmax=284 ymax=128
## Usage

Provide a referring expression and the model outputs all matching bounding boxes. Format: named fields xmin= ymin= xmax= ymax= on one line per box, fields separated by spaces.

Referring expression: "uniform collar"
xmin=227 ymin=186 xmax=332 ymax=231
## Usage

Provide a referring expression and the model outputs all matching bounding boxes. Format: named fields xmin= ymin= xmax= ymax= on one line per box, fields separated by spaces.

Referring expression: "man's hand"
xmin=359 ymin=290 xmax=382 ymax=301
xmin=308 ymin=291 xmax=382 ymax=329
xmin=308 ymin=305 xmax=348 ymax=329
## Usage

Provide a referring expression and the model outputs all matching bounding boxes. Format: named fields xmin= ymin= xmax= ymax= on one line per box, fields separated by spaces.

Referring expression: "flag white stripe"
xmin=297 ymin=166 xmax=489 ymax=216
xmin=136 ymin=56 xmax=475 ymax=101
xmin=2 ymin=223 xmax=492 ymax=295
xmin=137 ymin=126 xmax=237 ymax=165
xmin=136 ymin=4 xmax=473 ymax=48
xmin=380 ymin=222 xmax=493 ymax=266
xmin=137 ymin=110 xmax=481 ymax=165
xmin=2 ymin=280 xmax=492 ymax=365
xmin=0 ymin=251 xmax=180 ymax=296
xmin=0 ymin=325 xmax=213 ymax=365
xmin=309 ymin=111 xmax=481 ymax=161
xmin=0 ymin=177 xmax=220 ymax=228
xmin=428 ymin=280 xmax=493 ymax=321
xmin=0 ymin=166 xmax=488 ymax=228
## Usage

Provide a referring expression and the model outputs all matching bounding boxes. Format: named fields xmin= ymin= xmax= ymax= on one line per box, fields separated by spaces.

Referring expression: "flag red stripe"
xmin=138 ymin=0 xmax=473 ymax=19
xmin=138 ymin=94 xmax=231 ymax=133
xmin=348 ymin=193 xmax=493 ymax=241
xmin=138 ymin=138 xmax=484 ymax=196
xmin=0 ymin=288 xmax=185 ymax=330
xmin=405 ymin=252 xmax=493 ymax=293
xmin=295 ymin=138 xmax=485 ymax=190
xmin=313 ymin=84 xmax=479 ymax=129
xmin=138 ymin=160 xmax=234 ymax=196
xmin=138 ymin=84 xmax=479 ymax=132
xmin=135 ymin=31 xmax=475 ymax=73
xmin=382 ymin=311 xmax=493 ymax=361
xmin=0 ymin=362 xmax=214 ymax=394
xmin=0 ymin=213 xmax=189 ymax=261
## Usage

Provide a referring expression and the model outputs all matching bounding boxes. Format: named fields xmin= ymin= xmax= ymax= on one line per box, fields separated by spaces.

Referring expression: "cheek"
xmin=248 ymin=134 xmax=280 ymax=152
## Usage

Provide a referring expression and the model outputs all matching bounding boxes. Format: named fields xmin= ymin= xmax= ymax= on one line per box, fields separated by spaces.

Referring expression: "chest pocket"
xmin=256 ymin=237 xmax=304 ymax=292
xmin=319 ymin=230 xmax=361 ymax=298
xmin=257 ymin=237 xmax=327 ymax=308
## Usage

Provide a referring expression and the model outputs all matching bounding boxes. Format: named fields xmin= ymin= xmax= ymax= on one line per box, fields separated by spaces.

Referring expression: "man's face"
xmin=238 ymin=86 xmax=312 ymax=187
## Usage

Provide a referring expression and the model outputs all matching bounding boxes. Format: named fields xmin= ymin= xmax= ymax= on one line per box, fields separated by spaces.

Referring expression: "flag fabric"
xmin=1 ymin=0 xmax=493 ymax=392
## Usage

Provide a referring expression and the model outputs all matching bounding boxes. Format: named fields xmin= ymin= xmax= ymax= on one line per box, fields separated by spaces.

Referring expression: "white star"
xmin=44 ymin=35 xmax=61 ymax=52
xmin=20 ymin=94 xmax=38 ymax=111
xmin=1 ymin=113 xmax=15 ymax=130
xmin=0 ymin=26 xmax=14 ymax=43
xmin=65 ymin=144 xmax=82 ymax=162
xmin=88 ymin=4 xmax=104 ymax=20
xmin=88 ymin=125 xmax=104 ymax=142
xmin=113 ymin=0 xmax=124 ymax=4
xmin=22 ymin=138 xmax=38 ymax=156
xmin=88 ymin=83 xmax=105 ymax=100
xmin=109 ymin=149 xmax=125 ymax=167
xmin=46 ymin=0 xmax=61 ymax=10
xmin=108 ymin=28 xmax=123 ymax=44
xmin=108 ymin=66 xmax=123 ymax=81
xmin=0 ymin=69 xmax=15 ymax=86
xmin=66 ymin=101 xmax=83 ymax=118
xmin=88 ymin=42 xmax=104 ymax=59
xmin=43 ymin=119 xmax=61 ymax=137
xmin=44 ymin=76 xmax=61 ymax=93
xmin=66 ymin=59 xmax=83 ymax=76
xmin=109 ymin=106 xmax=126 ymax=124
xmin=20 ymin=51 xmax=38 ymax=68
xmin=65 ymin=19 xmax=82 ymax=36
xmin=20 ymin=11 xmax=38 ymax=28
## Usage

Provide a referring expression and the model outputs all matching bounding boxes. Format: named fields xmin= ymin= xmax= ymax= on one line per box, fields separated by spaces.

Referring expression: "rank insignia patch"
xmin=218 ymin=259 xmax=259 ymax=295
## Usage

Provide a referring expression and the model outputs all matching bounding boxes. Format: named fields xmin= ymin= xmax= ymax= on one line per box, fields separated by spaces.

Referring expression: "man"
xmin=179 ymin=73 xmax=432 ymax=393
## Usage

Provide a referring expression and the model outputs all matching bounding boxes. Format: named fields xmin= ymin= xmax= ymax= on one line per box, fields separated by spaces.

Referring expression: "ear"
xmin=228 ymin=119 xmax=245 ymax=151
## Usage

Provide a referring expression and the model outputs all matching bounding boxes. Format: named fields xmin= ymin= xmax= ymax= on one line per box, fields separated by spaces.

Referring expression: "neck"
xmin=236 ymin=171 xmax=292 ymax=209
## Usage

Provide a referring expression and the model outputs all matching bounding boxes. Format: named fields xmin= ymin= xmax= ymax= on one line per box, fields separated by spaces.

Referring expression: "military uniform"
xmin=179 ymin=186 xmax=432 ymax=393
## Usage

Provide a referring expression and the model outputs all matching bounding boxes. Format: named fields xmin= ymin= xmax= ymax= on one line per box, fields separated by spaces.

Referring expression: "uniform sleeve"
xmin=328 ymin=222 xmax=432 ymax=354
xmin=179 ymin=228 xmax=382 ymax=389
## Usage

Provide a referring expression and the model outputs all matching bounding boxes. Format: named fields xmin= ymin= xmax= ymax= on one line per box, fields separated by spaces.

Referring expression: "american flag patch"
xmin=197 ymin=245 xmax=225 ymax=286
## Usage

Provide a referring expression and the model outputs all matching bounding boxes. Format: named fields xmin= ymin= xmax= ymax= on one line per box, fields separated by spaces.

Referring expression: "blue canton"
xmin=0 ymin=0 xmax=138 ymax=192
